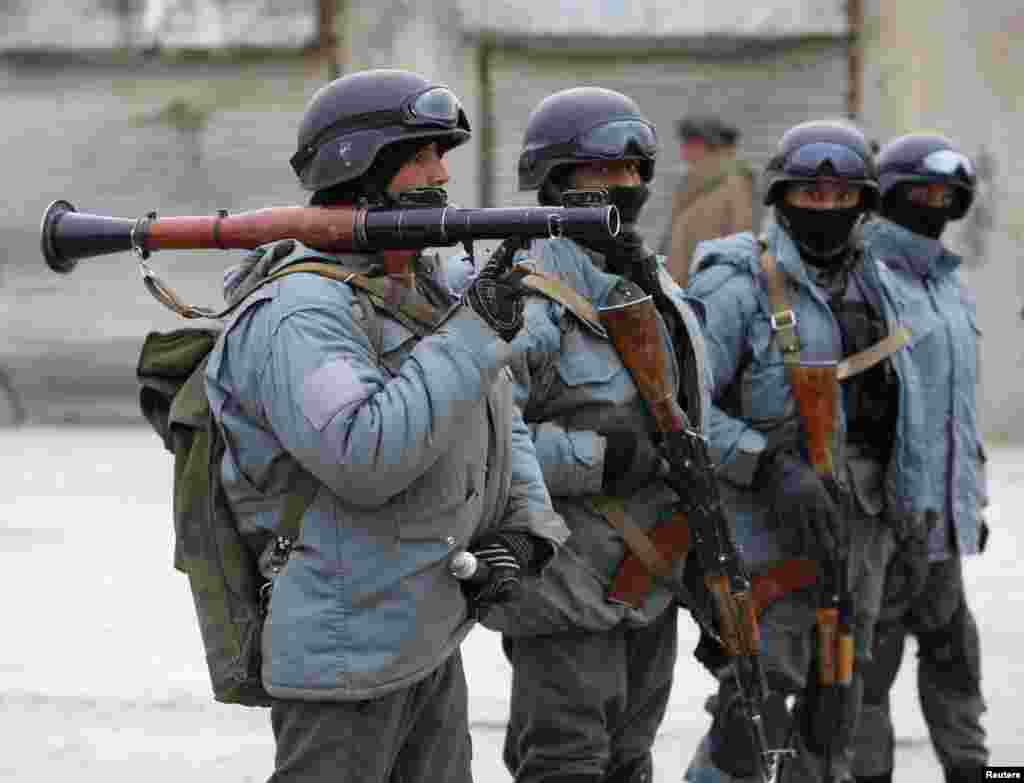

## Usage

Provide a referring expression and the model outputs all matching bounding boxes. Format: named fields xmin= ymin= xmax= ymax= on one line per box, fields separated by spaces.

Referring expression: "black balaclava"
xmin=882 ymin=186 xmax=950 ymax=239
xmin=775 ymin=202 xmax=864 ymax=267
xmin=606 ymin=183 xmax=651 ymax=224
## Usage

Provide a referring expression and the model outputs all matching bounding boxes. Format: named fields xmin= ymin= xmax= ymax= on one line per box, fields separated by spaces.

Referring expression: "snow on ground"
xmin=1 ymin=427 xmax=1021 ymax=781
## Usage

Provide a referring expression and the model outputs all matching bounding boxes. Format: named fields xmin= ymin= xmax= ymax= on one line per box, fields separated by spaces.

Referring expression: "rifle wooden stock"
xmin=40 ymin=199 xmax=618 ymax=274
xmin=598 ymin=294 xmax=688 ymax=435
xmin=789 ymin=362 xmax=840 ymax=479
xmin=608 ymin=510 xmax=689 ymax=608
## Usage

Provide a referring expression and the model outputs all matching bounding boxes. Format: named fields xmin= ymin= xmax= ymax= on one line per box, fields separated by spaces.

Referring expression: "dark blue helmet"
xmin=877 ymin=133 xmax=975 ymax=220
xmin=763 ymin=119 xmax=879 ymax=209
xmin=518 ymin=87 xmax=657 ymax=200
xmin=290 ymin=69 xmax=470 ymax=192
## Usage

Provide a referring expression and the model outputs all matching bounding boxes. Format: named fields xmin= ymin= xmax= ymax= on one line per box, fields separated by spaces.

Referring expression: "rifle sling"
xmin=586 ymin=495 xmax=674 ymax=581
xmin=759 ymin=250 xmax=912 ymax=379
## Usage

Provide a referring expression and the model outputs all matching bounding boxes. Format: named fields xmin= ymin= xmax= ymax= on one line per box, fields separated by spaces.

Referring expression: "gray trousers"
xmin=501 ymin=608 xmax=678 ymax=783
xmin=267 ymin=650 xmax=472 ymax=783
xmin=685 ymin=511 xmax=894 ymax=783
xmin=851 ymin=557 xmax=988 ymax=777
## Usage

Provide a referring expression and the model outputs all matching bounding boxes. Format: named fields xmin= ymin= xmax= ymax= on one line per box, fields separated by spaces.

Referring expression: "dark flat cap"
xmin=676 ymin=115 xmax=740 ymax=146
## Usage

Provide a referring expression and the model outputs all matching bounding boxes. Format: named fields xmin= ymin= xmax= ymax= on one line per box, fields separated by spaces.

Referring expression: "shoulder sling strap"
xmin=759 ymin=248 xmax=911 ymax=381
xmin=142 ymin=254 xmax=608 ymax=338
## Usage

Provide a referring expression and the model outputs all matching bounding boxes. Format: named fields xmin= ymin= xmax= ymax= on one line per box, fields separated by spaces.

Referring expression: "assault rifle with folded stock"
xmin=597 ymin=280 xmax=791 ymax=783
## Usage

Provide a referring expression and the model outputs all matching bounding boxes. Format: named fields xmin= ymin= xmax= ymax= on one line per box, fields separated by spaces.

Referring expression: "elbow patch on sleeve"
xmin=301 ymin=357 xmax=374 ymax=431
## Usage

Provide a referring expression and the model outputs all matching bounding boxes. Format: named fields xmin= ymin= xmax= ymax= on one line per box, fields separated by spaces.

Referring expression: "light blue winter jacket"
xmin=686 ymin=223 xmax=878 ymax=570
xmin=204 ymin=241 xmax=568 ymax=701
xmin=860 ymin=218 xmax=987 ymax=558
xmin=449 ymin=238 xmax=710 ymax=635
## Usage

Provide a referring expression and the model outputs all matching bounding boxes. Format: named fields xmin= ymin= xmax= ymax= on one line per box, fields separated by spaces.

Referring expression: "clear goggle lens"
xmin=577 ymin=119 xmax=658 ymax=158
xmin=921 ymin=149 xmax=974 ymax=178
xmin=407 ymin=87 xmax=463 ymax=126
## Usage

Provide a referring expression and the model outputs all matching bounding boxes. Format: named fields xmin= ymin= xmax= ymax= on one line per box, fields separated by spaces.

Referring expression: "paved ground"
xmin=1 ymin=428 xmax=1021 ymax=781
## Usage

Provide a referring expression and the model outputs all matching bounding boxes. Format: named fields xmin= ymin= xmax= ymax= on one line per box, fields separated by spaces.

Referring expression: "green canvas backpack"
xmin=138 ymin=326 xmax=278 ymax=705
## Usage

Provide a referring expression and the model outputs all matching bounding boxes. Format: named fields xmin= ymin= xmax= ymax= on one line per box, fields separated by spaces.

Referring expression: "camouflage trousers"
xmin=684 ymin=510 xmax=895 ymax=783
xmin=266 ymin=650 xmax=472 ymax=783
xmin=850 ymin=556 xmax=988 ymax=778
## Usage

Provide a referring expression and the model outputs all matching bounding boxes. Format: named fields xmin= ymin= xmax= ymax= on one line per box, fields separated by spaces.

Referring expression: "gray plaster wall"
xmin=861 ymin=0 xmax=1024 ymax=441
xmin=0 ymin=0 xmax=479 ymax=426
xmin=1 ymin=55 xmax=321 ymax=423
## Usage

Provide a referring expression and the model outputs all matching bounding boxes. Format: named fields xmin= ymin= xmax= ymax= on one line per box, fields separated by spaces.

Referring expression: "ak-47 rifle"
xmin=597 ymin=279 xmax=791 ymax=783
xmin=789 ymin=362 xmax=857 ymax=779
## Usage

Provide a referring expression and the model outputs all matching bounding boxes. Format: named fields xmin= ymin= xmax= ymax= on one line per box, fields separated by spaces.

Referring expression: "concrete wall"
xmin=0 ymin=55 xmax=325 ymax=423
xmin=861 ymin=0 xmax=1024 ymax=440
xmin=0 ymin=1 xmax=478 ymax=425
xmin=4 ymin=0 xmax=1022 ymax=438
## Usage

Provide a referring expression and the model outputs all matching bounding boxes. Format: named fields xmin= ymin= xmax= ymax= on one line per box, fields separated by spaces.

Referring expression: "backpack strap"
xmin=143 ymin=257 xmax=445 ymax=336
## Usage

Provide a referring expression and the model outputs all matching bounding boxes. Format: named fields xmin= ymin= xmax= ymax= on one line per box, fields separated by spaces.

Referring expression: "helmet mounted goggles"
xmin=777 ymin=142 xmax=873 ymax=181
xmin=290 ymin=86 xmax=469 ymax=177
xmin=533 ymin=118 xmax=657 ymax=164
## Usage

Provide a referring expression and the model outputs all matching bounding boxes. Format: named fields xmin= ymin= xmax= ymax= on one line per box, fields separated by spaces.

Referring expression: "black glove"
xmin=460 ymin=531 xmax=550 ymax=615
xmin=757 ymin=452 xmax=841 ymax=560
xmin=601 ymin=429 xmax=666 ymax=496
xmin=798 ymin=666 xmax=864 ymax=760
xmin=709 ymin=675 xmax=793 ymax=779
xmin=463 ymin=239 xmax=531 ymax=342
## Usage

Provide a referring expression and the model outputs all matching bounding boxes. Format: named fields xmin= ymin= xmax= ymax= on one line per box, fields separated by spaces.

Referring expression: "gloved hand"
xmin=757 ymin=452 xmax=841 ymax=560
xmin=460 ymin=531 xmax=550 ymax=616
xmin=587 ymin=224 xmax=656 ymax=275
xmin=799 ymin=666 xmax=864 ymax=760
xmin=601 ymin=429 xmax=667 ymax=497
xmin=463 ymin=238 xmax=531 ymax=342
